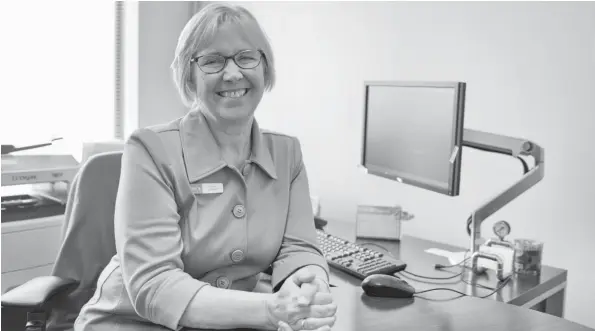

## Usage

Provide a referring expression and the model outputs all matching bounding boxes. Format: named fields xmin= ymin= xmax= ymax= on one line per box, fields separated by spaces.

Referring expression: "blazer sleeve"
xmin=270 ymin=137 xmax=330 ymax=291
xmin=114 ymin=129 xmax=208 ymax=330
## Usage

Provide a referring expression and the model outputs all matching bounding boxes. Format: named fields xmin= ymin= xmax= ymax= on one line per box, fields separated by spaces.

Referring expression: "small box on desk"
xmin=356 ymin=205 xmax=413 ymax=241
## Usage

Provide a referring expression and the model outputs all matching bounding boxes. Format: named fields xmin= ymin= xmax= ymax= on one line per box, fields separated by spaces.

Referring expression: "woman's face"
xmin=193 ymin=23 xmax=266 ymax=124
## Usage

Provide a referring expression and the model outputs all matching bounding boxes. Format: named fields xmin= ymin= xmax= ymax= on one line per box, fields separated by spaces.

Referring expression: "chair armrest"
xmin=1 ymin=276 xmax=79 ymax=311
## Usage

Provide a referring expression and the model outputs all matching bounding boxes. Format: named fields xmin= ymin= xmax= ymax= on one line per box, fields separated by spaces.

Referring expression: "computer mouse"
xmin=361 ymin=274 xmax=416 ymax=298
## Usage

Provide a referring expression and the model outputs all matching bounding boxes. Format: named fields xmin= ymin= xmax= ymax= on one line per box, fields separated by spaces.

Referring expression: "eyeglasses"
xmin=191 ymin=49 xmax=264 ymax=74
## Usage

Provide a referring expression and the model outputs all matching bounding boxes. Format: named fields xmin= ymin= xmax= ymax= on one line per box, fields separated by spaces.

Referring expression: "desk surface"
xmin=329 ymin=283 xmax=591 ymax=331
xmin=322 ymin=221 xmax=589 ymax=331
xmin=325 ymin=221 xmax=567 ymax=308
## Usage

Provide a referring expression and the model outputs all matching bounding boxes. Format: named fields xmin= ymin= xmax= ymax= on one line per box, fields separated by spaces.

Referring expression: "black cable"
xmin=400 ymin=254 xmax=472 ymax=281
xmin=414 ymin=287 xmax=467 ymax=297
xmin=414 ymin=276 xmax=512 ymax=300
xmin=517 ymin=156 xmax=529 ymax=174
xmin=436 ymin=262 xmax=466 ymax=269
xmin=359 ymin=242 xmax=393 ymax=253
xmin=435 ymin=253 xmax=471 ymax=269
xmin=401 ymin=269 xmax=463 ymax=280
xmin=360 ymin=242 xmax=512 ymax=300
xmin=465 ymin=215 xmax=473 ymax=236
xmin=360 ymin=242 xmax=471 ymax=271
xmin=361 ymin=243 xmax=468 ymax=281
xmin=462 ymin=277 xmax=498 ymax=291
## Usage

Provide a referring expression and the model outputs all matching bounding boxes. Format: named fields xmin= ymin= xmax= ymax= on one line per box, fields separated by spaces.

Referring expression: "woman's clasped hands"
xmin=266 ymin=268 xmax=337 ymax=331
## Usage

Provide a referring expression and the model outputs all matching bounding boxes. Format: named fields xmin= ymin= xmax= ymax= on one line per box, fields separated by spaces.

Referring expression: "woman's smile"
xmin=216 ymin=88 xmax=249 ymax=98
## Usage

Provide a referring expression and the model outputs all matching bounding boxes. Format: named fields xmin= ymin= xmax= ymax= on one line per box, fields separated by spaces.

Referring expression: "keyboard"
xmin=316 ymin=229 xmax=407 ymax=280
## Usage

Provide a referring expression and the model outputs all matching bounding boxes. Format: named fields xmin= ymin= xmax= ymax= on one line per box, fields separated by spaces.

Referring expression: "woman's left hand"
xmin=281 ymin=268 xmax=333 ymax=306
xmin=277 ymin=268 xmax=336 ymax=330
xmin=306 ymin=277 xmax=331 ymax=294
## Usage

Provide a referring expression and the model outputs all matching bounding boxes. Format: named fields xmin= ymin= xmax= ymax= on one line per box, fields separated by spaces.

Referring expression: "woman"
xmin=74 ymin=3 xmax=337 ymax=331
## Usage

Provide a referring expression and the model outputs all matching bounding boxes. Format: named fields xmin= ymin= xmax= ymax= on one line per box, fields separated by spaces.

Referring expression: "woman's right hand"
xmin=276 ymin=319 xmax=333 ymax=331
xmin=265 ymin=268 xmax=336 ymax=330
xmin=266 ymin=290 xmax=336 ymax=331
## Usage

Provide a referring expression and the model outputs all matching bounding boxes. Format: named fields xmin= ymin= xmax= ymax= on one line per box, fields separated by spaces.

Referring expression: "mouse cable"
xmin=399 ymin=256 xmax=470 ymax=280
xmin=359 ymin=242 xmax=394 ymax=254
xmin=400 ymin=269 xmax=464 ymax=280
xmin=434 ymin=252 xmax=471 ymax=269
xmin=462 ymin=277 xmax=499 ymax=291
xmin=360 ymin=242 xmax=472 ymax=281
xmin=401 ymin=254 xmax=473 ymax=280
xmin=413 ymin=275 xmax=512 ymax=300
xmin=360 ymin=236 xmax=514 ymax=298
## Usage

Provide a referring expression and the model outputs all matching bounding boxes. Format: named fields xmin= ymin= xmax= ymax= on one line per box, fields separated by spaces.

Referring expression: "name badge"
xmin=191 ymin=183 xmax=224 ymax=195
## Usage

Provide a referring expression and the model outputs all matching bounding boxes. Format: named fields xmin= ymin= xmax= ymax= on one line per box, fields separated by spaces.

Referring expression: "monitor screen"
xmin=361 ymin=81 xmax=466 ymax=196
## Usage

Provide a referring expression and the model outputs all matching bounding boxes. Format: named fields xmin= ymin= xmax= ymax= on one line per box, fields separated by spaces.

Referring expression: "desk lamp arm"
xmin=463 ymin=129 xmax=545 ymax=255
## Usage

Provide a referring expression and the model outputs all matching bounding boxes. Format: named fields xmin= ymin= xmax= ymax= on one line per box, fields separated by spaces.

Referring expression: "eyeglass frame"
xmin=190 ymin=49 xmax=265 ymax=74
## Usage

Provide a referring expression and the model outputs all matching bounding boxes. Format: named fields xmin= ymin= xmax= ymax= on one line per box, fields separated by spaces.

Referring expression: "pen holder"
xmin=514 ymin=238 xmax=543 ymax=276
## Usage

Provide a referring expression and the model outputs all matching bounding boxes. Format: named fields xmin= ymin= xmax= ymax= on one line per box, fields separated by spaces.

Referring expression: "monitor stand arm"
xmin=462 ymin=129 xmax=544 ymax=272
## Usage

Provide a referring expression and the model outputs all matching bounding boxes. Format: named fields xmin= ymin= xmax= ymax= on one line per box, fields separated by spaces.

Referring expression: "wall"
xmin=136 ymin=1 xmax=197 ymax=128
xmin=232 ymin=1 xmax=595 ymax=328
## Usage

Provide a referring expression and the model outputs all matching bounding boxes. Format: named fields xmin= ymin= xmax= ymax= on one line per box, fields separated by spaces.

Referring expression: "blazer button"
xmin=242 ymin=163 xmax=251 ymax=176
xmin=216 ymin=276 xmax=230 ymax=289
xmin=230 ymin=249 xmax=245 ymax=263
xmin=232 ymin=204 xmax=246 ymax=218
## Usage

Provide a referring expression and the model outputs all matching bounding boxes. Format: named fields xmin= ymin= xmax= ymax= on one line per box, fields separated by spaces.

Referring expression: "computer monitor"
xmin=360 ymin=81 xmax=466 ymax=196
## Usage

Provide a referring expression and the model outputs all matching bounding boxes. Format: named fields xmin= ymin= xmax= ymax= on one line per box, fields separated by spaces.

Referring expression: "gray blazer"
xmin=74 ymin=110 xmax=329 ymax=331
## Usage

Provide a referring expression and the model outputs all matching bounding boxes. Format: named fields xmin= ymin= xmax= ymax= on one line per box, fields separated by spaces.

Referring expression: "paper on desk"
xmin=425 ymin=248 xmax=468 ymax=265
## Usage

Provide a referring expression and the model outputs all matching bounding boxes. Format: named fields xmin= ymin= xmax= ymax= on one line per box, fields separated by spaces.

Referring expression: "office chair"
xmin=1 ymin=151 xmax=123 ymax=331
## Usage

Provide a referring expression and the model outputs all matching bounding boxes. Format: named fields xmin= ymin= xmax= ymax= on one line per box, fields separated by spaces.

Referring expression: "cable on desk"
xmin=359 ymin=242 xmax=393 ymax=253
xmin=361 ymin=241 xmax=512 ymax=299
xmin=462 ymin=277 xmax=498 ymax=291
xmin=361 ymin=242 xmax=471 ymax=281
xmin=413 ymin=288 xmax=467 ymax=299
xmin=401 ymin=269 xmax=464 ymax=280
xmin=434 ymin=253 xmax=471 ymax=269
xmin=399 ymin=255 xmax=471 ymax=281
xmin=414 ymin=276 xmax=512 ymax=300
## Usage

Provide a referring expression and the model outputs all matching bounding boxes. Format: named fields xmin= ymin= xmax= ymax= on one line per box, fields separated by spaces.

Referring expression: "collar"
xmin=180 ymin=110 xmax=278 ymax=182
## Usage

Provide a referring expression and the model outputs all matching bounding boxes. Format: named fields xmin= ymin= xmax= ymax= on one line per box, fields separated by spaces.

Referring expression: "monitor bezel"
xmin=360 ymin=80 xmax=466 ymax=196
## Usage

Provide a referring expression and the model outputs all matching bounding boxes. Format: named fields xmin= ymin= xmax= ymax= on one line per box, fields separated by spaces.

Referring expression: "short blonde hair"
xmin=171 ymin=3 xmax=276 ymax=108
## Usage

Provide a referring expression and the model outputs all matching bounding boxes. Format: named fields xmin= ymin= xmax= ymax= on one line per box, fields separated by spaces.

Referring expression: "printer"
xmin=1 ymin=138 xmax=79 ymax=223
xmin=1 ymin=138 xmax=80 ymax=293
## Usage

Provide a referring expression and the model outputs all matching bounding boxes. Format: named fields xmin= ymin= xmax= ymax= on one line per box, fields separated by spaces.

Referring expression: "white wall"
xmin=233 ymin=1 xmax=595 ymax=328
xmin=136 ymin=1 xmax=197 ymax=128
xmin=133 ymin=1 xmax=595 ymax=328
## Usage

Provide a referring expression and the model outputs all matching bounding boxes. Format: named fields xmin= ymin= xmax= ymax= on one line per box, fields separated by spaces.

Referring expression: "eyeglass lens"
xmin=197 ymin=50 xmax=261 ymax=73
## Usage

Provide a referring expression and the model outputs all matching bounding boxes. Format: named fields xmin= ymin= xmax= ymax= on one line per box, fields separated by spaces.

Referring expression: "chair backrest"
xmin=47 ymin=151 xmax=123 ymax=330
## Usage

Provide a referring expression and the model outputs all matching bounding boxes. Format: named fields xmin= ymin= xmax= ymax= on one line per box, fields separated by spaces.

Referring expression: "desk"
xmin=190 ymin=220 xmax=583 ymax=331
xmin=324 ymin=221 xmax=568 ymax=318
xmin=186 ymin=287 xmax=590 ymax=331
xmin=328 ymin=282 xmax=591 ymax=331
